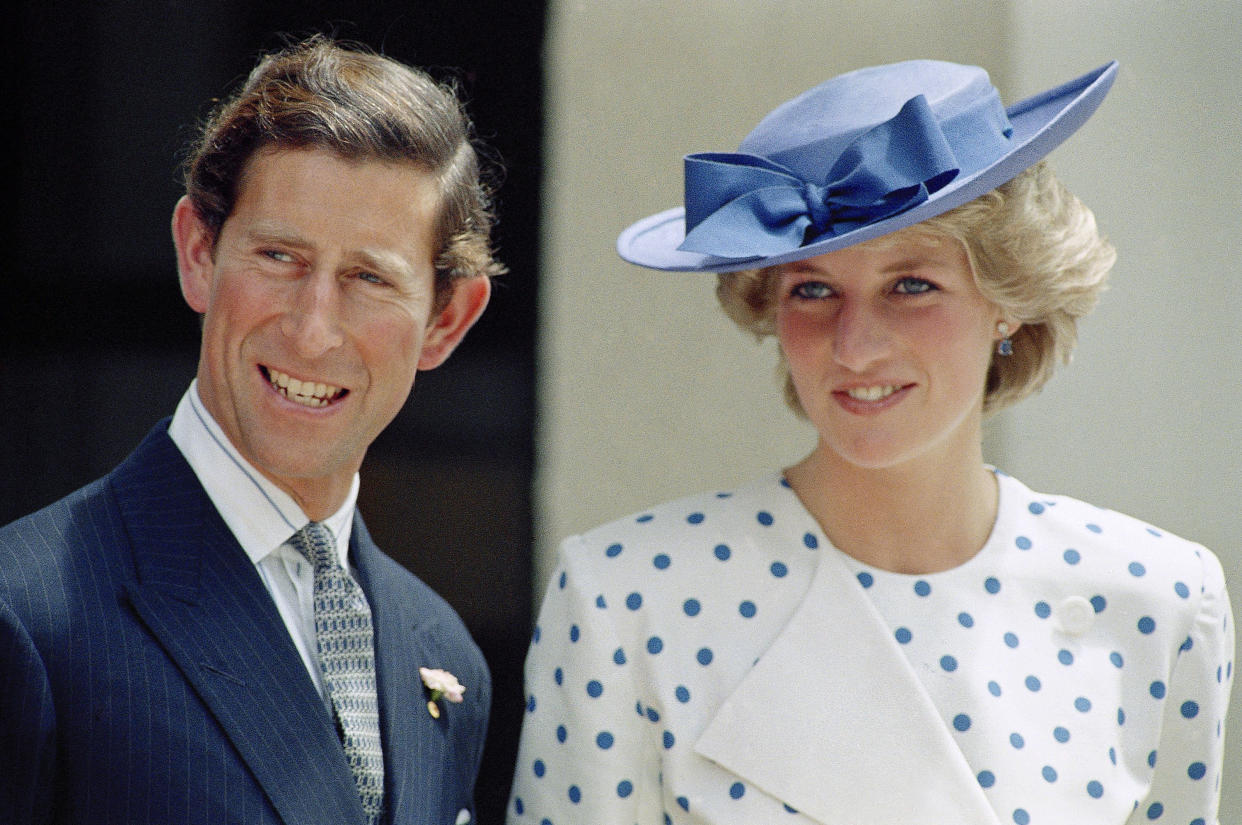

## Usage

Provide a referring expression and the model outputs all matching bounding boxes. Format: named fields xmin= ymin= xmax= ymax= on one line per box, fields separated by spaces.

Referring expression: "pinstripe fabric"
xmin=0 ymin=421 xmax=491 ymax=825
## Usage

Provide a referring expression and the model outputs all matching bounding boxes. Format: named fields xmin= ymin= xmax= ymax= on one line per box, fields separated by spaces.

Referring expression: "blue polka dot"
xmin=645 ymin=706 xmax=659 ymax=723
xmin=617 ymin=781 xmax=633 ymax=798
xmin=988 ymin=681 xmax=1002 ymax=697
xmin=526 ymin=695 xmax=536 ymax=712
xmin=1150 ymin=681 xmax=1167 ymax=699
xmin=941 ymin=655 xmax=958 ymax=672
xmin=803 ymin=533 xmax=819 ymax=549
xmin=1091 ymin=595 xmax=1107 ymax=613
xmin=914 ymin=580 xmax=932 ymax=597
xmin=570 ymin=625 xmax=580 ymax=642
xmin=554 ymin=667 xmax=564 ymax=685
xmin=1042 ymin=765 xmax=1058 ymax=782
xmin=958 ymin=612 xmax=974 ymax=628
xmin=1118 ymin=707 xmax=1127 ymax=725
xmin=1014 ymin=808 xmax=1030 ymax=824
xmin=1146 ymin=802 xmax=1163 ymax=819
xmin=556 ymin=725 xmax=567 ymax=742
xmin=1058 ymin=649 xmax=1074 ymax=665
xmin=1016 ymin=535 xmax=1032 ymax=550
xmin=756 ymin=511 xmax=774 ymax=526
xmin=895 ymin=627 xmax=912 ymax=644
xmin=1129 ymin=562 xmax=1146 ymax=577
xmin=1086 ymin=523 xmax=1102 ymax=534
xmin=739 ymin=601 xmax=757 ymax=618
xmin=1138 ymin=616 xmax=1156 ymax=634
xmin=1063 ymin=549 xmax=1081 ymax=565
xmin=533 ymin=759 xmax=546 ymax=777
xmin=1110 ymin=651 xmax=1124 ymax=668
xmin=714 ymin=544 xmax=731 ymax=561
xmin=1026 ymin=675 xmax=1042 ymax=692
xmin=1053 ymin=726 xmax=1070 ymax=743
xmin=1087 ymin=780 xmax=1104 ymax=798
xmin=1004 ymin=632 xmax=1020 ymax=648
xmin=729 ymin=782 xmax=746 ymax=799
xmin=1174 ymin=582 xmax=1190 ymax=599
xmin=558 ymin=571 xmax=567 ymax=589
xmin=675 ymin=685 xmax=691 ymax=703
xmin=953 ymin=714 xmax=971 ymax=731
xmin=1075 ymin=696 xmax=1092 ymax=712
xmin=514 ymin=798 xmax=524 ymax=815
xmin=978 ymin=770 xmax=996 ymax=788
xmin=1109 ymin=747 xmax=1117 ymax=764
xmin=613 ymin=648 xmax=626 ymax=665
xmin=857 ymin=571 xmax=874 ymax=588
xmin=606 ymin=543 xmax=623 ymax=557
xmin=696 ymin=647 xmax=713 ymax=665
xmin=1147 ymin=749 xmax=1158 ymax=768
xmin=626 ymin=593 xmax=642 ymax=610
xmin=568 ymin=785 xmax=581 ymax=804
xmin=770 ymin=561 xmax=788 ymax=578
xmin=1188 ymin=762 xmax=1207 ymax=780
xmin=595 ymin=595 xmax=607 ymax=608
xmin=985 ymin=577 xmax=1001 ymax=594
xmin=676 ymin=796 xmax=689 ymax=811
xmin=586 ymin=680 xmax=603 ymax=698
xmin=1191 ymin=820 xmax=1206 ymax=825
xmin=663 ymin=731 xmax=675 ymax=749
xmin=636 ymin=514 xmax=654 ymax=523
xmin=1010 ymin=732 xmax=1025 ymax=749
xmin=596 ymin=732 xmax=614 ymax=749
xmin=532 ymin=625 xmax=541 ymax=644
xmin=683 ymin=598 xmax=700 ymax=616
xmin=687 ymin=512 xmax=705 ymax=525
xmin=647 ymin=636 xmax=664 ymax=654
xmin=1180 ymin=636 xmax=1194 ymax=653
xmin=1181 ymin=701 xmax=1200 ymax=719
xmin=1034 ymin=601 xmax=1051 ymax=618
xmin=1029 ymin=502 xmax=1045 ymax=515
xmin=653 ymin=554 xmax=671 ymax=570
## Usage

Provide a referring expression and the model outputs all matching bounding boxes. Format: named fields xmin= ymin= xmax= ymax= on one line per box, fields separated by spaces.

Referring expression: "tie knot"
xmin=290 ymin=522 xmax=338 ymax=571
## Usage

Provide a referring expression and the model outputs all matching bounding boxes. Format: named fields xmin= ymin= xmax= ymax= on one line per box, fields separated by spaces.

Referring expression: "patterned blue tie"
xmin=290 ymin=522 xmax=385 ymax=823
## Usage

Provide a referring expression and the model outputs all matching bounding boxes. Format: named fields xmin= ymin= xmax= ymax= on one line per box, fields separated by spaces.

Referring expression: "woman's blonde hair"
xmin=716 ymin=162 xmax=1116 ymax=416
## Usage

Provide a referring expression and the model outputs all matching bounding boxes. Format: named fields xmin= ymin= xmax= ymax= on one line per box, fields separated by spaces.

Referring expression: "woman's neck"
xmin=785 ymin=441 xmax=998 ymax=575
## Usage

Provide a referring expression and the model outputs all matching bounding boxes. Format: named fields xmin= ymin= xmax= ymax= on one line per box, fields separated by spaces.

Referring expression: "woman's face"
xmin=774 ymin=231 xmax=1012 ymax=473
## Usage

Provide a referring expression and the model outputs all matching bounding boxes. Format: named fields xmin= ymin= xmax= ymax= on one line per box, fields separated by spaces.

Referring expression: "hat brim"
xmin=617 ymin=61 xmax=1118 ymax=273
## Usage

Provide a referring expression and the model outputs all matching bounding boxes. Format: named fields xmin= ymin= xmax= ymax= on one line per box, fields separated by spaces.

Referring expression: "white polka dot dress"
xmin=508 ymin=471 xmax=1234 ymax=825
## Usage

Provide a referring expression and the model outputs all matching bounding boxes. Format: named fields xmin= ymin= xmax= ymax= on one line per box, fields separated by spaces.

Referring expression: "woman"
xmin=509 ymin=60 xmax=1233 ymax=825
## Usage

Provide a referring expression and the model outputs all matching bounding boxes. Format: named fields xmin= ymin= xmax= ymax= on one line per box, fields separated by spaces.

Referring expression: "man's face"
xmin=174 ymin=146 xmax=488 ymax=516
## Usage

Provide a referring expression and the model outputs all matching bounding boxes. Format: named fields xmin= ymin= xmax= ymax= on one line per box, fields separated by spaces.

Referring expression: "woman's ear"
xmin=417 ymin=275 xmax=492 ymax=370
xmin=171 ymin=196 xmax=215 ymax=314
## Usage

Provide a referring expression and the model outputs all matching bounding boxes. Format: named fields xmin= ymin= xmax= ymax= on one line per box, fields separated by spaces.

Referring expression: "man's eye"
xmin=357 ymin=272 xmax=386 ymax=286
xmin=264 ymin=250 xmax=295 ymax=263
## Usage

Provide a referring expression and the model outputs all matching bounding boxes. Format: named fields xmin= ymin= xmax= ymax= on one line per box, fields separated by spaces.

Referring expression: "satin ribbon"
xmin=678 ymin=94 xmax=962 ymax=259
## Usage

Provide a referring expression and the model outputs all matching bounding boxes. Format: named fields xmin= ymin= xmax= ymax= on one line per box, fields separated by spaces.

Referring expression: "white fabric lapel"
xmin=693 ymin=547 xmax=1003 ymax=825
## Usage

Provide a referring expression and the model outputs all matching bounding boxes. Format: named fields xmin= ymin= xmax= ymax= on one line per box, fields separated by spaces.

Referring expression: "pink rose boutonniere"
xmin=420 ymin=667 xmax=465 ymax=719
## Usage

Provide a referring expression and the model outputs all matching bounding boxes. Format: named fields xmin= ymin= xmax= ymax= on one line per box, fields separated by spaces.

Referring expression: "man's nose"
xmin=280 ymin=271 xmax=345 ymax=358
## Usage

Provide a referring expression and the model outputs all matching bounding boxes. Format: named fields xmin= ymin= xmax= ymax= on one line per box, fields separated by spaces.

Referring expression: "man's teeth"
xmin=846 ymin=385 xmax=900 ymax=402
xmin=266 ymin=368 xmax=343 ymax=408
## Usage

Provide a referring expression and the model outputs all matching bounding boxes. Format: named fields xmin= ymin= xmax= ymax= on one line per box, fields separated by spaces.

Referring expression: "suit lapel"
xmin=693 ymin=546 xmax=1002 ymax=825
xmin=114 ymin=425 xmax=367 ymax=825
xmin=351 ymin=519 xmax=456 ymax=825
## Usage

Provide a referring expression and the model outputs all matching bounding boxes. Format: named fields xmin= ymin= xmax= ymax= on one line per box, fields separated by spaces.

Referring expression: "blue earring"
xmin=996 ymin=322 xmax=1014 ymax=356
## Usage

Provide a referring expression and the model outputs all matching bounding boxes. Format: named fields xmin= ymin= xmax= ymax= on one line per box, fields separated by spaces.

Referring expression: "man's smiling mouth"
xmin=261 ymin=366 xmax=347 ymax=408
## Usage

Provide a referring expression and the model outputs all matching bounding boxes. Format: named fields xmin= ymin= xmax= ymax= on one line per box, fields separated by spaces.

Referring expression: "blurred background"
xmin=4 ymin=1 xmax=1239 ymax=821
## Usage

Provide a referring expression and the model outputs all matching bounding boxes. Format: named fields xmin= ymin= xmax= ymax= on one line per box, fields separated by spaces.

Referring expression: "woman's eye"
xmin=791 ymin=281 xmax=832 ymax=300
xmin=894 ymin=276 xmax=936 ymax=295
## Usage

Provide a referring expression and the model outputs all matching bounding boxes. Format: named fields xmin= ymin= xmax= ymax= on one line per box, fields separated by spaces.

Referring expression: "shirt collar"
xmin=168 ymin=381 xmax=358 ymax=568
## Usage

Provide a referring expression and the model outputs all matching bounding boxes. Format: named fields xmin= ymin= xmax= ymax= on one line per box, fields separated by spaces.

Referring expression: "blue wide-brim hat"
xmin=617 ymin=59 xmax=1118 ymax=273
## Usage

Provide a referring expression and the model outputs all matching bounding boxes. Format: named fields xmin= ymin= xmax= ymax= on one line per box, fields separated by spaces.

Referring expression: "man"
xmin=0 ymin=36 xmax=501 ymax=825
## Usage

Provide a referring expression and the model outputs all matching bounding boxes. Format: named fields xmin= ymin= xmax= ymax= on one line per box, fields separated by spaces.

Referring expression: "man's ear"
xmin=418 ymin=275 xmax=492 ymax=370
xmin=171 ymin=195 xmax=215 ymax=314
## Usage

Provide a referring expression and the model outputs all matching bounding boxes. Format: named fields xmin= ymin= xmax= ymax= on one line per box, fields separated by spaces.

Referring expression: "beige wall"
xmin=538 ymin=0 xmax=1241 ymax=814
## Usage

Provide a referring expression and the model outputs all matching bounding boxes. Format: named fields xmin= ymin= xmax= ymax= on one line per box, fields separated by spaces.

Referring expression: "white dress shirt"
xmin=168 ymin=381 xmax=360 ymax=702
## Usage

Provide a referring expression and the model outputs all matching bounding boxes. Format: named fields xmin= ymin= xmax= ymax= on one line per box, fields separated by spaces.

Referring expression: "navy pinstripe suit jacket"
xmin=0 ymin=421 xmax=491 ymax=825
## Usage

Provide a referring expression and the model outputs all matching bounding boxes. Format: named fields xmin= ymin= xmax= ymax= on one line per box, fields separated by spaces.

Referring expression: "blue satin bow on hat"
xmin=678 ymin=95 xmax=962 ymax=259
